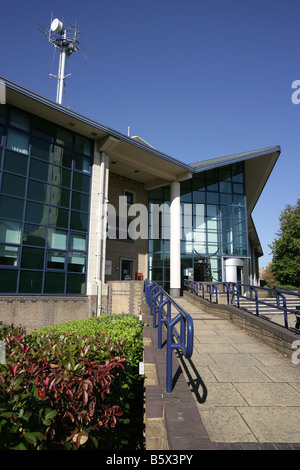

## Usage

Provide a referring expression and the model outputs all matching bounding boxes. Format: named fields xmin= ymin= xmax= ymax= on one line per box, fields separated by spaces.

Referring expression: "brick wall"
xmin=0 ymin=295 xmax=97 ymax=332
xmin=106 ymin=281 xmax=144 ymax=315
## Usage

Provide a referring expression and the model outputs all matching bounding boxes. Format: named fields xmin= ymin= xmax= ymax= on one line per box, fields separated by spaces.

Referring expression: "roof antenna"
xmin=40 ymin=15 xmax=80 ymax=105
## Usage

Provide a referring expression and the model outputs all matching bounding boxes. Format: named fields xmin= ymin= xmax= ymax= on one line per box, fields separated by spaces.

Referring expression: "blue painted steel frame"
xmin=144 ymin=279 xmax=194 ymax=393
xmin=184 ymin=279 xmax=300 ymax=330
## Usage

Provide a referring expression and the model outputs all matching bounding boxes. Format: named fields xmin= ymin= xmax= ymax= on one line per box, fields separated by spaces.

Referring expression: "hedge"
xmin=0 ymin=315 xmax=144 ymax=450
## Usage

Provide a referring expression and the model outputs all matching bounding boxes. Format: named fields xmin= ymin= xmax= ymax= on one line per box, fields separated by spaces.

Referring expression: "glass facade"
xmin=0 ymin=105 xmax=92 ymax=294
xmin=148 ymin=162 xmax=248 ymax=291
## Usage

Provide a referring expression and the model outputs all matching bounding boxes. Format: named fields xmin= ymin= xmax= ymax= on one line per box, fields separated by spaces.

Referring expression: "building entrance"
xmin=121 ymin=259 xmax=133 ymax=280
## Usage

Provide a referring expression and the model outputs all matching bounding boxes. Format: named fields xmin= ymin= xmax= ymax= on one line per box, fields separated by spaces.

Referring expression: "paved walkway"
xmin=174 ymin=297 xmax=300 ymax=446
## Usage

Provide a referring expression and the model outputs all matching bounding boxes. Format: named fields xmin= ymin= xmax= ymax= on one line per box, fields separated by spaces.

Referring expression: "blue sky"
xmin=1 ymin=0 xmax=300 ymax=268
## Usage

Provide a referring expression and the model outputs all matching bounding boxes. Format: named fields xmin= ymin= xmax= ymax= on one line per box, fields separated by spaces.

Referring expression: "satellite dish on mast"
xmin=40 ymin=14 xmax=90 ymax=104
xmin=51 ymin=18 xmax=63 ymax=34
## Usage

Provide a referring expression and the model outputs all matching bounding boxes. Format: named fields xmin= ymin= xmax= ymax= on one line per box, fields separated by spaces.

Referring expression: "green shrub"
xmin=0 ymin=315 xmax=144 ymax=450
xmin=32 ymin=314 xmax=144 ymax=369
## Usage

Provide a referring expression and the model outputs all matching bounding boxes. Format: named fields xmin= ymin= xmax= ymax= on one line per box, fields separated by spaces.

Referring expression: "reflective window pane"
xmin=1 ymin=173 xmax=26 ymax=198
xmin=219 ymin=181 xmax=232 ymax=193
xmin=0 ymin=196 xmax=24 ymax=220
xmin=0 ymin=269 xmax=18 ymax=293
xmin=56 ymin=128 xmax=73 ymax=148
xmin=32 ymin=116 xmax=55 ymax=142
xmin=67 ymin=273 xmax=85 ymax=294
xmin=72 ymin=172 xmax=90 ymax=193
xmin=44 ymin=272 xmax=65 ymax=293
xmin=31 ymin=138 xmax=53 ymax=162
xmin=220 ymin=193 xmax=232 ymax=205
xmin=70 ymin=211 xmax=88 ymax=232
xmin=52 ymin=166 xmax=71 ymax=188
xmin=0 ymin=220 xmax=21 ymax=244
xmin=68 ymin=252 xmax=86 ymax=272
xmin=233 ymin=183 xmax=244 ymax=194
xmin=48 ymin=206 xmax=69 ymax=228
xmin=19 ymin=271 xmax=43 ymax=293
xmin=47 ymin=251 xmax=66 ymax=270
xmin=50 ymin=186 xmax=70 ymax=208
xmin=21 ymin=247 xmax=44 ymax=269
xmin=75 ymin=135 xmax=92 ymax=156
xmin=0 ymin=245 xmax=19 ymax=266
xmin=75 ymin=155 xmax=91 ymax=173
xmin=53 ymin=146 xmax=72 ymax=168
xmin=9 ymin=108 xmax=30 ymax=131
xmin=4 ymin=150 xmax=28 ymax=175
xmin=0 ymin=105 xmax=7 ymax=124
xmin=71 ymin=191 xmax=89 ymax=212
xmin=48 ymin=228 xmax=67 ymax=250
xmin=25 ymin=201 xmax=48 ymax=225
xmin=23 ymin=224 xmax=46 ymax=247
xmin=27 ymin=180 xmax=50 ymax=203
xmin=70 ymin=233 xmax=86 ymax=251
xmin=206 ymin=192 xmax=219 ymax=204
xmin=29 ymin=159 xmax=51 ymax=182
xmin=6 ymin=129 xmax=29 ymax=155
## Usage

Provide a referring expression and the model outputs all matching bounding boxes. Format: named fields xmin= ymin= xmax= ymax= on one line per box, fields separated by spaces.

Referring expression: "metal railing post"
xmin=144 ymin=279 xmax=194 ymax=393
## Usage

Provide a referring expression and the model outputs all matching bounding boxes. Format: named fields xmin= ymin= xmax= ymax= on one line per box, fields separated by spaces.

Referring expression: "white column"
xmin=225 ymin=258 xmax=244 ymax=283
xmin=170 ymin=181 xmax=181 ymax=297
xmin=99 ymin=152 xmax=110 ymax=283
xmin=96 ymin=152 xmax=109 ymax=315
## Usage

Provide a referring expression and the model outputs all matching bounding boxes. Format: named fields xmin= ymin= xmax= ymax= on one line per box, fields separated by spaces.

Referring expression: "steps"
xmin=238 ymin=297 xmax=300 ymax=314
xmin=236 ymin=297 xmax=300 ymax=329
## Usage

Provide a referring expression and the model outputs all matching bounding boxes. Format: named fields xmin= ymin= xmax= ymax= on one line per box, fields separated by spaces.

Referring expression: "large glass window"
xmin=148 ymin=162 xmax=247 ymax=289
xmin=0 ymin=104 xmax=92 ymax=295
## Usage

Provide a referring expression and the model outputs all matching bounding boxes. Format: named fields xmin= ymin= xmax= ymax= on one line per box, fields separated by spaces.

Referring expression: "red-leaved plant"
xmin=0 ymin=324 xmax=127 ymax=450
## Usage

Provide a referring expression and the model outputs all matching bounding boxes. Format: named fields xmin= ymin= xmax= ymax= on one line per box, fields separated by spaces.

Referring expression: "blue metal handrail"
xmin=144 ymin=279 xmax=194 ymax=393
xmin=184 ymin=279 xmax=300 ymax=330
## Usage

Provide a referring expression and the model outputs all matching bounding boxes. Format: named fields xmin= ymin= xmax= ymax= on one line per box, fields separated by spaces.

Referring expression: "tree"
xmin=269 ymin=199 xmax=300 ymax=288
xmin=261 ymin=263 xmax=277 ymax=287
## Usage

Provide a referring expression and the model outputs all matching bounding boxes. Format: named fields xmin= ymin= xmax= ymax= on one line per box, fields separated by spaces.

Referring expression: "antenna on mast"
xmin=40 ymin=16 xmax=80 ymax=105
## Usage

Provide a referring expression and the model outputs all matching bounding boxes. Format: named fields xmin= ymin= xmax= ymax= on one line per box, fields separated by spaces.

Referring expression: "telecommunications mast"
xmin=42 ymin=17 xmax=80 ymax=104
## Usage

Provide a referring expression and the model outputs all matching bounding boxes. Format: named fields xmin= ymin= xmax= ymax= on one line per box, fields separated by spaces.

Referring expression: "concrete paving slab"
xmin=208 ymin=364 xmax=272 ymax=383
xmin=199 ymin=382 xmax=248 ymax=407
xmin=186 ymin=352 xmax=217 ymax=367
xmin=196 ymin=334 xmax=234 ymax=344
xmin=234 ymin=382 xmax=300 ymax=406
xmin=256 ymin=364 xmax=300 ymax=382
xmin=208 ymin=352 xmax=263 ymax=366
xmin=290 ymin=382 xmax=300 ymax=392
xmin=238 ymin=407 xmax=300 ymax=443
xmin=174 ymin=296 xmax=300 ymax=446
xmin=194 ymin=343 xmax=239 ymax=354
xmin=230 ymin=342 xmax=275 ymax=354
xmin=251 ymin=352 xmax=289 ymax=365
xmin=200 ymin=407 xmax=257 ymax=442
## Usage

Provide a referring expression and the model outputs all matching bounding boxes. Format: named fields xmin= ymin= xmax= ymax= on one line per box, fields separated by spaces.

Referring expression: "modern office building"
xmin=0 ymin=77 xmax=280 ymax=329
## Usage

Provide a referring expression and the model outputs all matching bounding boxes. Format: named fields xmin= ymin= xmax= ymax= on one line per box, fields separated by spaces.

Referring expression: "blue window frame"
xmin=0 ymin=105 xmax=92 ymax=295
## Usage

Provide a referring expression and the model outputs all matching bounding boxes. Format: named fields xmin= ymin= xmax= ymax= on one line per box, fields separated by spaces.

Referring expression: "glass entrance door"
xmin=121 ymin=259 xmax=133 ymax=280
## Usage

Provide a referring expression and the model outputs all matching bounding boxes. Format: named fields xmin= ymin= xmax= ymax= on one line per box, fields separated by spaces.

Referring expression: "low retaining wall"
xmin=0 ymin=280 xmax=144 ymax=332
xmin=183 ymin=290 xmax=299 ymax=356
xmin=0 ymin=295 xmax=96 ymax=332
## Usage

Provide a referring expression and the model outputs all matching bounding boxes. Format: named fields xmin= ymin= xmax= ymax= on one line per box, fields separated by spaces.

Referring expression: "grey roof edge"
xmin=190 ymin=146 xmax=281 ymax=172
xmin=248 ymin=214 xmax=263 ymax=257
xmin=1 ymin=75 xmax=192 ymax=172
